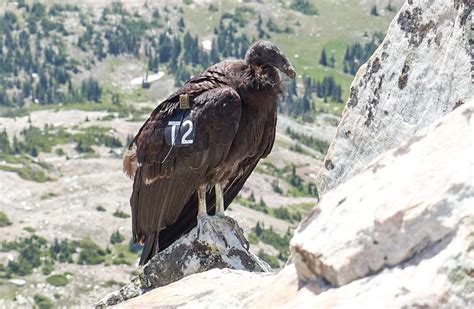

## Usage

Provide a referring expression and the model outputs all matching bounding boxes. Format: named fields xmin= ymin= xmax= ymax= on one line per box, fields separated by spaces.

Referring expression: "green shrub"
xmin=285 ymin=127 xmax=329 ymax=155
xmin=257 ymin=250 xmax=280 ymax=268
xmin=236 ymin=196 xmax=304 ymax=223
xmin=271 ymin=179 xmax=283 ymax=194
xmin=110 ymin=231 xmax=125 ymax=244
xmin=258 ymin=161 xmax=318 ymax=198
xmin=46 ymin=274 xmax=69 ymax=286
xmin=4 ymin=235 xmax=48 ymax=276
xmin=0 ymin=211 xmax=12 ymax=227
xmin=40 ymin=192 xmax=57 ymax=200
xmin=290 ymin=0 xmax=319 ymax=16
xmin=272 ymin=207 xmax=302 ymax=223
xmin=248 ymin=231 xmax=258 ymax=245
xmin=130 ymin=270 xmax=140 ymax=276
xmin=103 ymin=279 xmax=126 ymax=287
xmin=96 ymin=205 xmax=106 ymax=212
xmin=55 ymin=148 xmax=65 ymax=156
xmin=112 ymin=256 xmax=131 ymax=265
xmin=42 ymin=262 xmax=54 ymax=275
xmin=34 ymin=294 xmax=53 ymax=309
xmin=113 ymin=209 xmax=130 ymax=218
xmin=234 ymin=196 xmax=268 ymax=214
xmin=290 ymin=143 xmax=303 ymax=153
xmin=0 ymin=164 xmax=51 ymax=182
xmin=49 ymin=239 xmax=76 ymax=263
xmin=17 ymin=166 xmax=51 ymax=182
xmin=77 ymin=238 xmax=106 ymax=265
xmin=251 ymin=224 xmax=292 ymax=261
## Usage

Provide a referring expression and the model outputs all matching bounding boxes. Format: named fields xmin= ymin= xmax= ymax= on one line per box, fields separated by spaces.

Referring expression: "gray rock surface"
xmin=94 ymin=216 xmax=271 ymax=307
xmin=316 ymin=0 xmax=473 ymax=193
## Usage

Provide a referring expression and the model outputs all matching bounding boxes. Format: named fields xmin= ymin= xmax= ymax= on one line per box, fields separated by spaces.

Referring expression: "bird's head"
xmin=245 ymin=40 xmax=296 ymax=79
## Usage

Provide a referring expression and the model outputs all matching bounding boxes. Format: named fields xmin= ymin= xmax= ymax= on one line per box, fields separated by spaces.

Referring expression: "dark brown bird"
xmin=123 ymin=40 xmax=296 ymax=265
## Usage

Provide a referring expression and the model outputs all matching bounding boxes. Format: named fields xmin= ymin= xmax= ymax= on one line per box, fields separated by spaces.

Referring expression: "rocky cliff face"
xmin=316 ymin=0 xmax=473 ymax=193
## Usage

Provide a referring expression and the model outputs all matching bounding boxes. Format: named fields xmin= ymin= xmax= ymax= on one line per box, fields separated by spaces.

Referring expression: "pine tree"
xmin=93 ymin=35 xmax=106 ymax=60
xmin=343 ymin=62 xmax=349 ymax=73
xmin=111 ymin=92 xmax=120 ymax=105
xmin=386 ymin=1 xmax=396 ymax=12
xmin=249 ymin=191 xmax=255 ymax=202
xmin=255 ymin=221 xmax=262 ymax=236
xmin=370 ymin=4 xmax=379 ymax=16
xmin=210 ymin=39 xmax=219 ymax=64
xmin=329 ymin=54 xmax=335 ymax=68
xmin=239 ymin=34 xmax=249 ymax=58
xmin=0 ymin=129 xmax=11 ymax=154
xmin=30 ymin=145 xmax=38 ymax=157
xmin=319 ymin=48 xmax=328 ymax=66
xmin=256 ymin=14 xmax=268 ymax=39
xmin=316 ymin=80 xmax=323 ymax=97
xmin=287 ymin=79 xmax=297 ymax=97
xmin=177 ymin=17 xmax=185 ymax=32
xmin=159 ymin=36 xmax=172 ymax=63
xmin=80 ymin=77 xmax=101 ymax=102
xmin=12 ymin=135 xmax=20 ymax=154
xmin=152 ymin=8 xmax=161 ymax=19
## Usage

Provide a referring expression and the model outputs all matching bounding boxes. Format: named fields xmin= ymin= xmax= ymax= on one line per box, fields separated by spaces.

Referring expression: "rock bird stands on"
xmin=124 ymin=40 xmax=296 ymax=265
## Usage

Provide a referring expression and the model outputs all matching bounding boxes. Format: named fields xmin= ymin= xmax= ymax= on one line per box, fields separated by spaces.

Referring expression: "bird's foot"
xmin=197 ymin=214 xmax=217 ymax=236
xmin=220 ymin=216 xmax=249 ymax=250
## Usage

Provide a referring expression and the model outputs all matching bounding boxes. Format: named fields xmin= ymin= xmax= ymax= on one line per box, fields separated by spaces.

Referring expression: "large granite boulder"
xmin=316 ymin=0 xmax=473 ymax=193
xmin=289 ymin=102 xmax=474 ymax=304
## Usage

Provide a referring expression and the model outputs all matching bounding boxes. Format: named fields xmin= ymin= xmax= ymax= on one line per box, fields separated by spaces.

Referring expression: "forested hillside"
xmin=0 ymin=0 xmax=399 ymax=115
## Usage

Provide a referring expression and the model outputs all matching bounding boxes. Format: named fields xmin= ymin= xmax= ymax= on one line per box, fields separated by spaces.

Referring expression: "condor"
xmin=123 ymin=40 xmax=296 ymax=265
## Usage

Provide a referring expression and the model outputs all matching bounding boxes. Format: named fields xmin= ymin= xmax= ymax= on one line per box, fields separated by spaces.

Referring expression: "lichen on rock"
xmin=94 ymin=216 xmax=271 ymax=308
xmin=317 ymin=0 xmax=473 ymax=194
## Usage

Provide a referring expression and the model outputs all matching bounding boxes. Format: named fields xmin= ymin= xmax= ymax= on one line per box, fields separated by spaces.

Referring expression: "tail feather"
xmin=139 ymin=232 xmax=158 ymax=265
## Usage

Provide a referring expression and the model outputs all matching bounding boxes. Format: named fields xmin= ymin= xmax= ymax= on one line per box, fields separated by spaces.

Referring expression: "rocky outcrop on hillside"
xmin=316 ymin=0 xmax=473 ymax=193
xmin=94 ymin=217 xmax=271 ymax=307
xmin=116 ymin=102 xmax=474 ymax=308
xmin=287 ymin=102 xmax=474 ymax=305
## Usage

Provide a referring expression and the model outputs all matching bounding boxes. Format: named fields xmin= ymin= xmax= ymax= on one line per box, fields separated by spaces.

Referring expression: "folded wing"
xmin=125 ymin=83 xmax=241 ymax=265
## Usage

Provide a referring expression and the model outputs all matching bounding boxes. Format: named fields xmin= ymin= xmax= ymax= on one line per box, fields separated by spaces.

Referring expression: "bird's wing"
xmin=124 ymin=66 xmax=232 ymax=171
xmin=224 ymin=108 xmax=277 ymax=202
xmin=125 ymin=84 xmax=242 ymax=265
xmin=157 ymin=105 xmax=278 ymax=253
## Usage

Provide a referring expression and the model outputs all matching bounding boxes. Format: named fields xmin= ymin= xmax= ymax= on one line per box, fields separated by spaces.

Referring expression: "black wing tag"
xmin=164 ymin=110 xmax=195 ymax=147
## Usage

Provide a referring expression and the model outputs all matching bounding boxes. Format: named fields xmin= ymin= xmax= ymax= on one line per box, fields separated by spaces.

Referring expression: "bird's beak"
xmin=282 ymin=63 xmax=296 ymax=79
xmin=276 ymin=54 xmax=296 ymax=79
